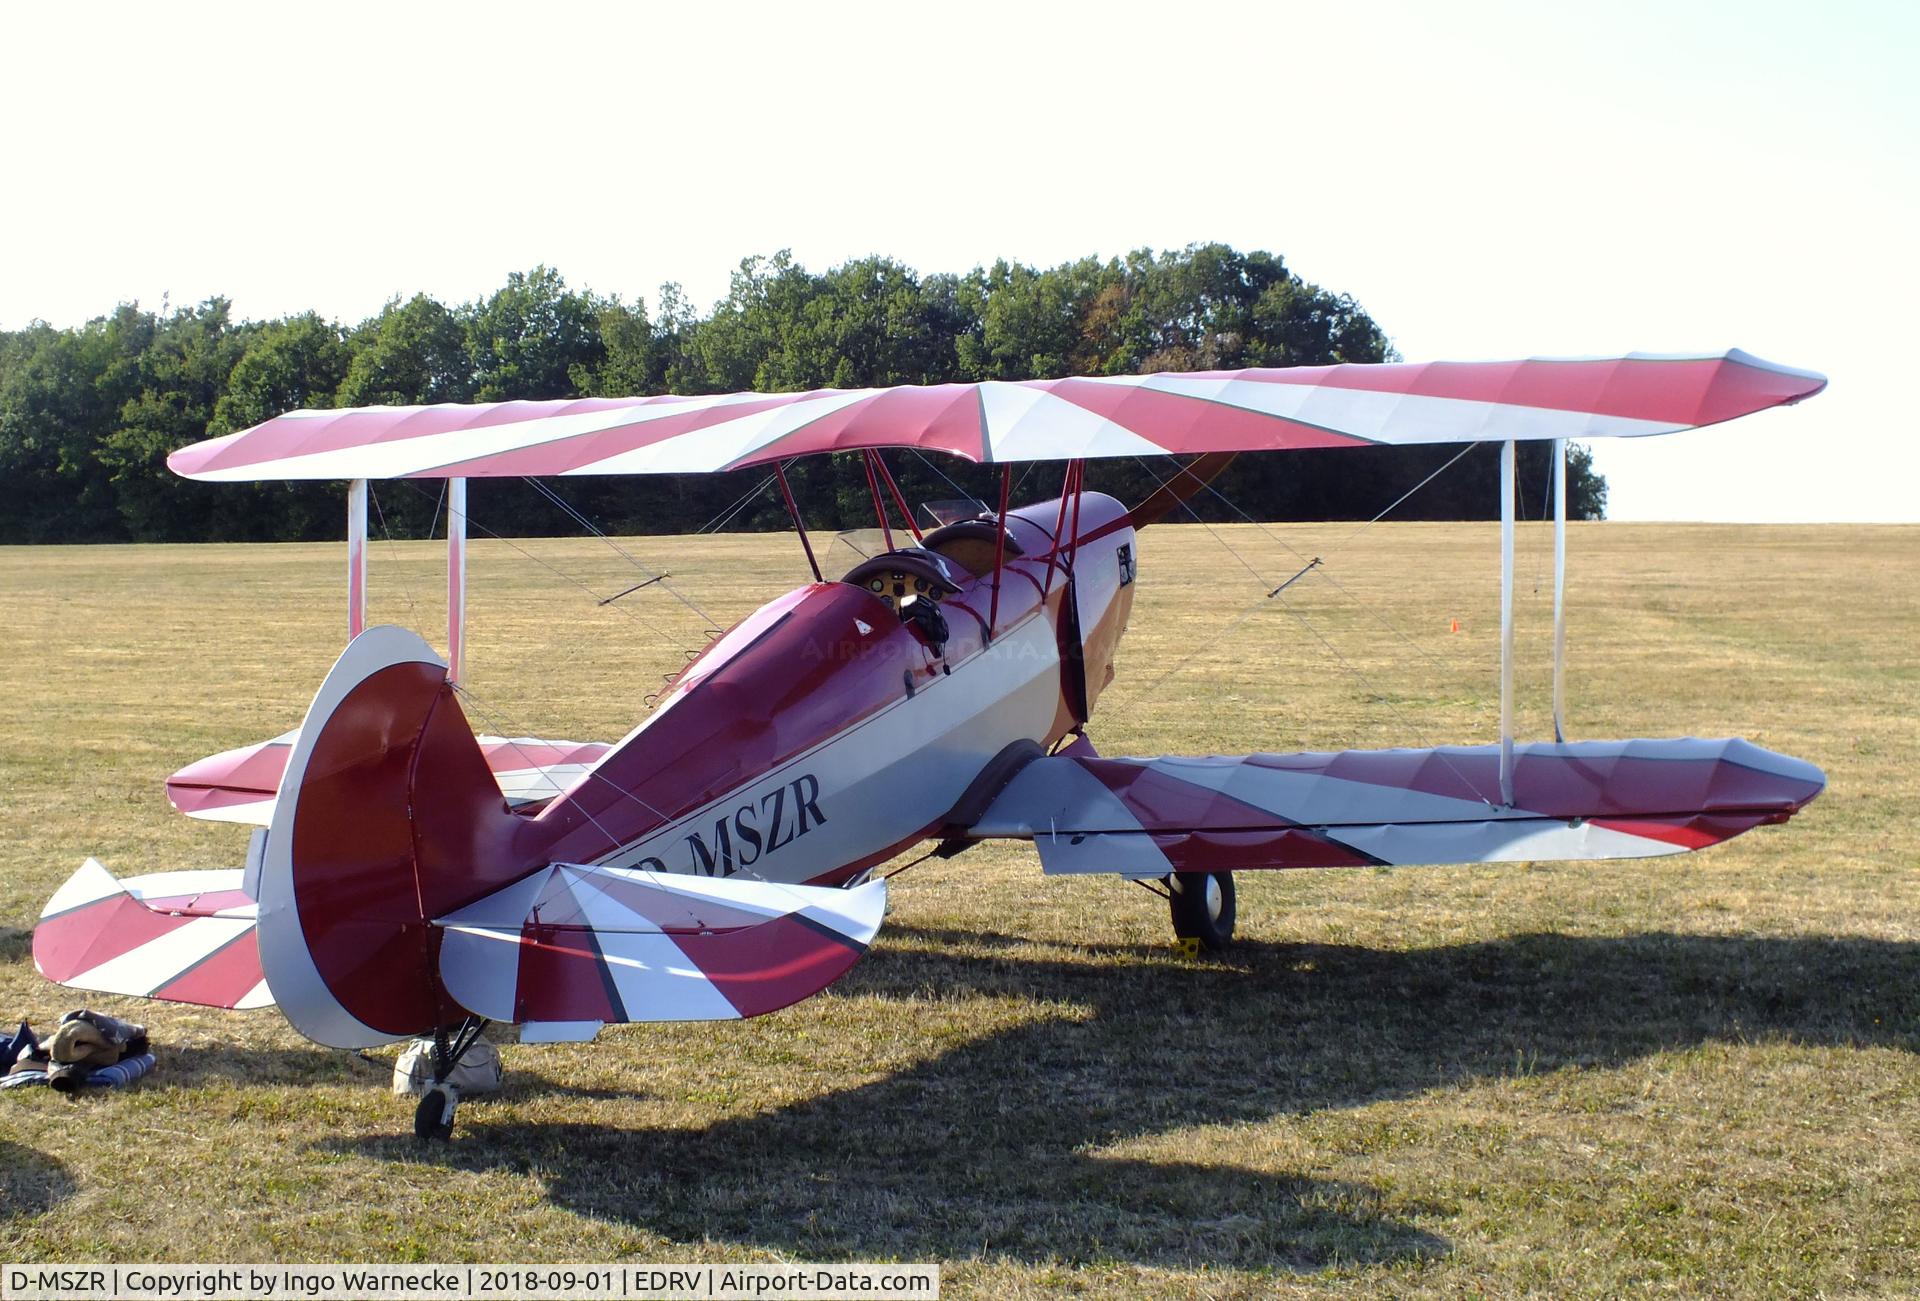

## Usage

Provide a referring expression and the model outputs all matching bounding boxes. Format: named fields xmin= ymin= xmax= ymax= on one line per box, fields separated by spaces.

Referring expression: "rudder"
xmin=257 ymin=626 xmax=539 ymax=1048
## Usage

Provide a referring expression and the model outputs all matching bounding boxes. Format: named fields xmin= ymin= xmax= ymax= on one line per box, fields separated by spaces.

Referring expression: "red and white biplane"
xmin=33 ymin=350 xmax=1829 ymax=1137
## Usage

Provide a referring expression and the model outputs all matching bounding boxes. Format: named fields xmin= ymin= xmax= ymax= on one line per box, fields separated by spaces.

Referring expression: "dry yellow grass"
xmin=1 ymin=519 xmax=1916 ymax=1297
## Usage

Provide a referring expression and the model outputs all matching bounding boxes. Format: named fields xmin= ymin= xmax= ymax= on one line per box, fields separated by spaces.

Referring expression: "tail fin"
xmin=257 ymin=626 xmax=539 ymax=1048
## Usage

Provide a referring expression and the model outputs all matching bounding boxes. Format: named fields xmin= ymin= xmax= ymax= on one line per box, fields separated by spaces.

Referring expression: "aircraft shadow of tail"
xmin=0 ymin=1141 xmax=77 ymax=1223
xmin=320 ymin=929 xmax=1917 ymax=1270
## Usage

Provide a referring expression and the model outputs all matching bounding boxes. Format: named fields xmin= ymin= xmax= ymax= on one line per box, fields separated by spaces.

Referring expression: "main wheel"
xmin=413 ymin=1083 xmax=457 ymax=1142
xmin=1168 ymin=871 xmax=1236 ymax=951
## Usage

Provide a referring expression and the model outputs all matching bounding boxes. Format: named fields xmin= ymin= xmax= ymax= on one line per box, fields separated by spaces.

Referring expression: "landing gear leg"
xmin=1168 ymin=871 xmax=1236 ymax=951
xmin=412 ymin=1016 xmax=489 ymax=1142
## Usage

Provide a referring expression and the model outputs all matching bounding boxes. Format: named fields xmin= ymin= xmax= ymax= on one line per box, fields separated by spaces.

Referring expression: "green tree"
xmin=212 ymin=313 xmax=349 ymax=433
xmin=185 ymin=312 xmax=354 ymax=541
xmin=0 ymin=313 xmax=141 ymax=541
xmin=338 ymin=294 xmax=470 ymax=406
xmin=572 ymin=296 xmax=662 ymax=399
xmin=462 ymin=266 xmax=604 ymax=402
xmin=94 ymin=299 xmax=252 ymax=540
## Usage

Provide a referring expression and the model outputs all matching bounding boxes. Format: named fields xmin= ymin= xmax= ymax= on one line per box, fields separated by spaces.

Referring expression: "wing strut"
xmin=1042 ymin=460 xmax=1083 ymax=598
xmin=776 ymin=462 xmax=822 ymax=582
xmin=1500 ymin=438 xmax=1571 ymax=791
xmin=347 ymin=478 xmax=368 ymax=640
xmin=1551 ymin=439 xmax=1568 ymax=742
xmin=860 ymin=450 xmax=895 ymax=549
xmin=1499 ymin=440 xmax=1516 ymax=807
xmin=872 ymin=452 xmax=923 ymax=544
xmin=988 ymin=465 xmax=1010 ymax=638
xmin=448 ymin=476 xmax=468 ymax=685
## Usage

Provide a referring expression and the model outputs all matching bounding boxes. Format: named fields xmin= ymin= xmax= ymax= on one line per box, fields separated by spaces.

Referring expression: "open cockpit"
xmin=839 ymin=545 xmax=967 ymax=651
xmin=839 ymin=546 xmax=966 ymax=614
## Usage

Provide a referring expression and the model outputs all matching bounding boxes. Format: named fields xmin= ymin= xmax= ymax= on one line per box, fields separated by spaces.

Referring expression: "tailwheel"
xmin=414 ymin=1083 xmax=458 ymax=1142
xmin=1168 ymin=871 xmax=1236 ymax=951
xmin=411 ymin=1015 xmax=488 ymax=1142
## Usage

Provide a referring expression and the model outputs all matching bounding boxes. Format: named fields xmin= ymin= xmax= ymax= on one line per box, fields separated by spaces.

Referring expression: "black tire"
xmin=413 ymin=1085 xmax=455 ymax=1142
xmin=1168 ymin=871 xmax=1236 ymax=950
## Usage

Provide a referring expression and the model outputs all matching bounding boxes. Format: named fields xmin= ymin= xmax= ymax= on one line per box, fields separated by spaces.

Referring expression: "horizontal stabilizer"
xmin=966 ymin=738 xmax=1824 ymax=876
xmin=435 ymin=864 xmax=886 ymax=1032
xmin=34 ymin=860 xmax=273 ymax=1009
xmin=166 ymin=730 xmax=612 ymax=825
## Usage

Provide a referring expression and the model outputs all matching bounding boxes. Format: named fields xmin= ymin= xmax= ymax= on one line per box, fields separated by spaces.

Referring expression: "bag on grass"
xmin=392 ymin=1036 xmax=502 ymax=1096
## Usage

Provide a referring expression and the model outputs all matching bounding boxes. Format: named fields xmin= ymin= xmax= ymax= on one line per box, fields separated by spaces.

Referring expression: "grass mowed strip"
xmin=1 ymin=521 xmax=1915 ymax=1297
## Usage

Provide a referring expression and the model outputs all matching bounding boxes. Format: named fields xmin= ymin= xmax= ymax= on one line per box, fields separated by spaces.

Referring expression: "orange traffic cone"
xmin=1449 ymin=618 xmax=1460 ymax=633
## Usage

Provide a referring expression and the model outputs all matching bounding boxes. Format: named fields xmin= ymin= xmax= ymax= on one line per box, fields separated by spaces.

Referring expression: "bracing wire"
xmin=1320 ymin=442 xmax=1484 ymax=558
xmin=694 ymin=471 xmax=781 ymax=535
xmin=909 ymin=448 xmax=981 ymax=512
xmin=390 ymin=478 xmax=683 ymax=648
xmin=1125 ymin=455 xmax=1502 ymax=806
xmin=378 ymin=481 xmax=836 ymax=917
xmin=519 ymin=477 xmax=721 ymax=631
xmin=446 ymin=686 xmax=764 ymax=932
xmin=365 ymin=483 xmax=419 ymax=623
xmin=425 ymin=481 xmax=447 ymax=544
xmin=1149 ymin=451 xmax=1492 ymax=685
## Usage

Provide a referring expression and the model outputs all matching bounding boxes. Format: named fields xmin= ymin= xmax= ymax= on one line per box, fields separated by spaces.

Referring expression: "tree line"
xmin=0 ymin=244 xmax=1604 ymax=545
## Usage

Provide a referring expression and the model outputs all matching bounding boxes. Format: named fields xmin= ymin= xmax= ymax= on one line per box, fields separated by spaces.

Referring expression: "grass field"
xmin=1 ymin=519 xmax=1916 ymax=1297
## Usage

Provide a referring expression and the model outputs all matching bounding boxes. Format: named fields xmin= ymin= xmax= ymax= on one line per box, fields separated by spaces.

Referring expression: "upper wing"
xmin=963 ymin=738 xmax=1824 ymax=877
xmin=168 ymin=351 xmax=1825 ymax=482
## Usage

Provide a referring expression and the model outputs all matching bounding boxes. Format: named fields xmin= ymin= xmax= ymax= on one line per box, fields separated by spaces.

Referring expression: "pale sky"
xmin=2 ymin=0 xmax=1914 ymax=521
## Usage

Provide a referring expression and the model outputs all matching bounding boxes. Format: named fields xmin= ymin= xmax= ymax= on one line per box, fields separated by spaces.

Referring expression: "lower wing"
xmin=165 ymin=730 xmax=612 ymax=826
xmin=962 ymin=737 xmax=1824 ymax=876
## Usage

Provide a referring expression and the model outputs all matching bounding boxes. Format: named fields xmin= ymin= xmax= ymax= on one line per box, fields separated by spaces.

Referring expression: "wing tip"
xmin=1722 ymin=348 xmax=1829 ymax=402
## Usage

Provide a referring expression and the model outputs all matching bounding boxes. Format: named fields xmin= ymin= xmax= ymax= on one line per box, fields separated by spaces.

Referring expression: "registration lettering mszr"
xmin=630 ymin=773 xmax=828 ymax=877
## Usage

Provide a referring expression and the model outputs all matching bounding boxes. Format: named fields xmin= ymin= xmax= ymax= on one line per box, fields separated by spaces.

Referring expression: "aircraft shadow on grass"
xmin=0 ymin=1141 xmax=75 ymax=1221
xmin=322 ymin=928 xmax=1919 ymax=1270
xmin=155 ymin=1044 xmax=656 ymax=1106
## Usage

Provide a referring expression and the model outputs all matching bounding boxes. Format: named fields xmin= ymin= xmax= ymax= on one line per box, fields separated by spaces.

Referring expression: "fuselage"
xmin=515 ymin=494 xmax=1137 ymax=886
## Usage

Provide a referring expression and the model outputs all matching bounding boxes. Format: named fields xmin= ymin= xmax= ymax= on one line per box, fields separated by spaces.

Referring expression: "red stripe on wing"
xmin=150 ymin=931 xmax=266 ymax=1008
xmin=511 ymin=926 xmax=625 ymax=1024
xmin=1229 ymin=356 xmax=1823 ymax=427
xmin=34 ymin=895 xmax=191 ymax=983
xmin=749 ymin=385 xmax=985 ymax=465
xmin=1151 ymin=829 xmax=1377 ymax=871
xmin=428 ymin=394 xmax=811 ymax=477
xmin=168 ymin=738 xmax=290 ymax=805
xmin=668 ymin=916 xmax=865 ymax=1019
xmin=1076 ymin=760 xmax=1377 ymax=864
xmin=1045 ymin=378 xmax=1372 ymax=451
xmin=1590 ymin=812 xmax=1777 ymax=850
xmin=168 ymin=734 xmax=610 ymax=817
xmin=1082 ymin=760 xmax=1304 ymax=830
xmin=176 ymin=396 xmax=663 ymax=476
xmin=1235 ymin=745 xmax=1824 ymax=821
